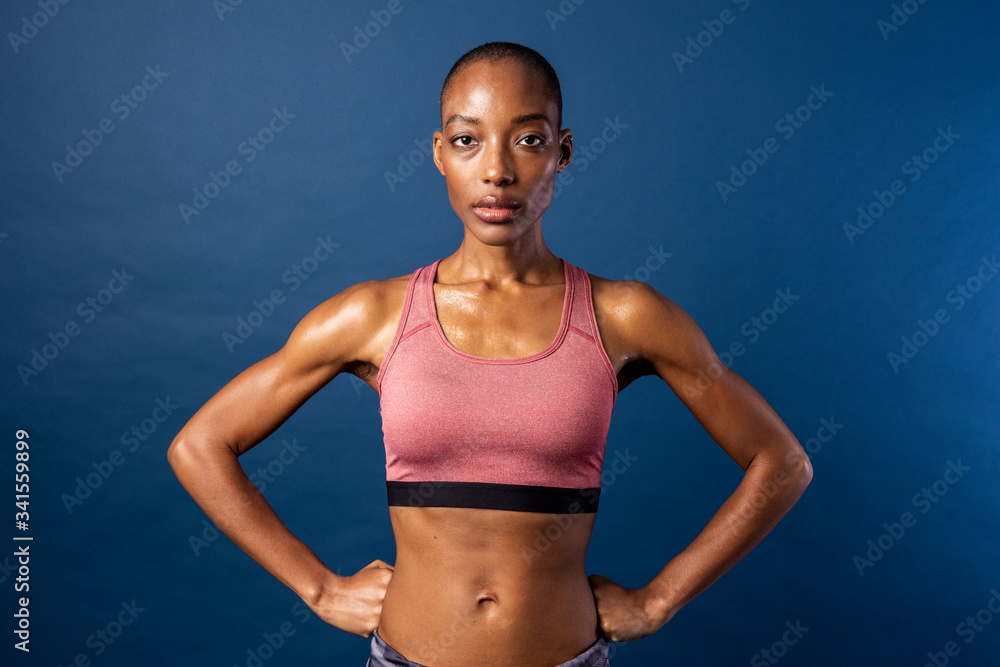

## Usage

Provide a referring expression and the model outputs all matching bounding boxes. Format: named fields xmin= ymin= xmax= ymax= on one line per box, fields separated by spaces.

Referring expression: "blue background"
xmin=2 ymin=0 xmax=998 ymax=664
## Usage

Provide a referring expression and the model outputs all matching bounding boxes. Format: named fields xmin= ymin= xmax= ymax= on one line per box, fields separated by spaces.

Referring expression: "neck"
xmin=443 ymin=226 xmax=561 ymax=286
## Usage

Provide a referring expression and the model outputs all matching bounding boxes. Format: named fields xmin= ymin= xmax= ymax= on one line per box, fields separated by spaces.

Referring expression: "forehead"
xmin=442 ymin=59 xmax=556 ymax=123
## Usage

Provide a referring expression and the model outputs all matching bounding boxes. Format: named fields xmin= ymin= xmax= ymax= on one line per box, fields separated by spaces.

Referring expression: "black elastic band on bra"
xmin=386 ymin=481 xmax=600 ymax=514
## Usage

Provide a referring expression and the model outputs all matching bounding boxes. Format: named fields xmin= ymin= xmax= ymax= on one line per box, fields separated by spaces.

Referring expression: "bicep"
xmin=173 ymin=283 xmax=376 ymax=456
xmin=629 ymin=284 xmax=798 ymax=469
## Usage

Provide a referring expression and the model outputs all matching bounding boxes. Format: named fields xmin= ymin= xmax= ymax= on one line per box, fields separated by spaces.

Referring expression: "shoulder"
xmin=585 ymin=270 xmax=709 ymax=368
xmin=283 ymin=268 xmax=416 ymax=370
xmin=312 ymin=270 xmax=413 ymax=326
xmin=587 ymin=272 xmax=681 ymax=318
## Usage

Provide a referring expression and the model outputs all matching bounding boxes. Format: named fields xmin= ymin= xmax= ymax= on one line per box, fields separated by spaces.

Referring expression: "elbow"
xmin=783 ymin=447 xmax=813 ymax=494
xmin=167 ymin=433 xmax=204 ymax=476
xmin=167 ymin=430 xmax=238 ymax=478
xmin=166 ymin=435 xmax=189 ymax=474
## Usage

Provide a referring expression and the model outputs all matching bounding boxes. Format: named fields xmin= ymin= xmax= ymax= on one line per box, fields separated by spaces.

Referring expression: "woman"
xmin=168 ymin=42 xmax=812 ymax=667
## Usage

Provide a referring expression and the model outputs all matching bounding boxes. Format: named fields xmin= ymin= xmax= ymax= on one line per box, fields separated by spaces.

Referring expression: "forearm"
xmin=168 ymin=437 xmax=336 ymax=604
xmin=645 ymin=450 xmax=812 ymax=625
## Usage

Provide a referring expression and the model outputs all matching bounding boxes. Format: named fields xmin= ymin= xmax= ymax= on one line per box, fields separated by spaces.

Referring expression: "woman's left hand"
xmin=588 ymin=574 xmax=669 ymax=642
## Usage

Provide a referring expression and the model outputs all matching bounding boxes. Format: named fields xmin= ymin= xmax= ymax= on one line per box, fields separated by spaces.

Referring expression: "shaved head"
xmin=440 ymin=41 xmax=563 ymax=130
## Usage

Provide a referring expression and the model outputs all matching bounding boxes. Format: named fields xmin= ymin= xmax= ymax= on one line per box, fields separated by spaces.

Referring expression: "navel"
xmin=476 ymin=592 xmax=498 ymax=608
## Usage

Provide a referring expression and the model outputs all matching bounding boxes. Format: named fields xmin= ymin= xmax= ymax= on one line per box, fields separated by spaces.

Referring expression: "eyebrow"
xmin=445 ymin=113 xmax=551 ymax=127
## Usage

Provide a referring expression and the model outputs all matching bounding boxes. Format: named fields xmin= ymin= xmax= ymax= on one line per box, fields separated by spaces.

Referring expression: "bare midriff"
xmin=378 ymin=506 xmax=600 ymax=667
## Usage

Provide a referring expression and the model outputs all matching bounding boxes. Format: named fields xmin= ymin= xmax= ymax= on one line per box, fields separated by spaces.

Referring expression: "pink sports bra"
xmin=376 ymin=258 xmax=618 ymax=513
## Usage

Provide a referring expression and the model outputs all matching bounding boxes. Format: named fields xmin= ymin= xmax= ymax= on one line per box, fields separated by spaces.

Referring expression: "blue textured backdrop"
xmin=2 ymin=1 xmax=998 ymax=665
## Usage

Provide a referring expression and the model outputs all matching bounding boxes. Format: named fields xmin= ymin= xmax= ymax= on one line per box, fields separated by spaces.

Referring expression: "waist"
xmin=379 ymin=506 xmax=599 ymax=665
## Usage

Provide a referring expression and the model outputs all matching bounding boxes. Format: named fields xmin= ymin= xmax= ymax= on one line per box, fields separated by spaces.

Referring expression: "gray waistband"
xmin=367 ymin=629 xmax=611 ymax=666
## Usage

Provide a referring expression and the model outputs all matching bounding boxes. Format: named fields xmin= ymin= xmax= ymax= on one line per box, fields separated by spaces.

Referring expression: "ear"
xmin=432 ymin=131 xmax=446 ymax=176
xmin=556 ymin=128 xmax=573 ymax=173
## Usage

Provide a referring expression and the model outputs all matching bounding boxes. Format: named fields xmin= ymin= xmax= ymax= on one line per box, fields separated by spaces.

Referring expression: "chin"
xmin=464 ymin=217 xmax=532 ymax=244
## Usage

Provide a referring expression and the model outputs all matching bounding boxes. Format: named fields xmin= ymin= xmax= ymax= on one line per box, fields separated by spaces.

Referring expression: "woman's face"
xmin=433 ymin=58 xmax=572 ymax=247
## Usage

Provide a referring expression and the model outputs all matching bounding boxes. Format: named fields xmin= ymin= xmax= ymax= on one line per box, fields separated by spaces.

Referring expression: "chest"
xmin=432 ymin=283 xmax=566 ymax=359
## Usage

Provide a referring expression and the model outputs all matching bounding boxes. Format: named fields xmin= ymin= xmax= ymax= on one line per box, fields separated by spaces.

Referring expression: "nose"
xmin=480 ymin=142 xmax=514 ymax=186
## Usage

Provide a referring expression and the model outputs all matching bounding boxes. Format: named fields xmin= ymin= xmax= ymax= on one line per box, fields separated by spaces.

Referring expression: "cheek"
xmin=442 ymin=162 xmax=472 ymax=211
xmin=525 ymin=163 xmax=557 ymax=210
xmin=442 ymin=164 xmax=461 ymax=194
xmin=528 ymin=180 xmax=554 ymax=214
xmin=442 ymin=156 xmax=476 ymax=191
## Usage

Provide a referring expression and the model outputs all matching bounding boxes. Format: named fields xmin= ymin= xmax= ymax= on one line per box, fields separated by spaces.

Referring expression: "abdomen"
xmin=378 ymin=506 xmax=601 ymax=666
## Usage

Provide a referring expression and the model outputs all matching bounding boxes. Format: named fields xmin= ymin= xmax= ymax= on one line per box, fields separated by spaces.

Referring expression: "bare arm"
xmin=167 ymin=281 xmax=394 ymax=636
xmin=590 ymin=281 xmax=813 ymax=641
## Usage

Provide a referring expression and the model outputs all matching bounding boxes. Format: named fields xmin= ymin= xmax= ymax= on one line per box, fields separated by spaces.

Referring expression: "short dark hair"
xmin=440 ymin=41 xmax=563 ymax=129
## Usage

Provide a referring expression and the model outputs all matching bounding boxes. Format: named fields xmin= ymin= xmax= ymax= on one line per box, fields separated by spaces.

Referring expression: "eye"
xmin=450 ymin=135 xmax=476 ymax=148
xmin=519 ymin=134 xmax=547 ymax=147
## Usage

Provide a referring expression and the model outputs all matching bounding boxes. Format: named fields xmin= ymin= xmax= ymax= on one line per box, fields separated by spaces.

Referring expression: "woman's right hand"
xmin=308 ymin=559 xmax=395 ymax=637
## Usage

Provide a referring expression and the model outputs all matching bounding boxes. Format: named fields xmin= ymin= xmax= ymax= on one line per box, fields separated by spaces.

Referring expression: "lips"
xmin=472 ymin=195 xmax=522 ymax=223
